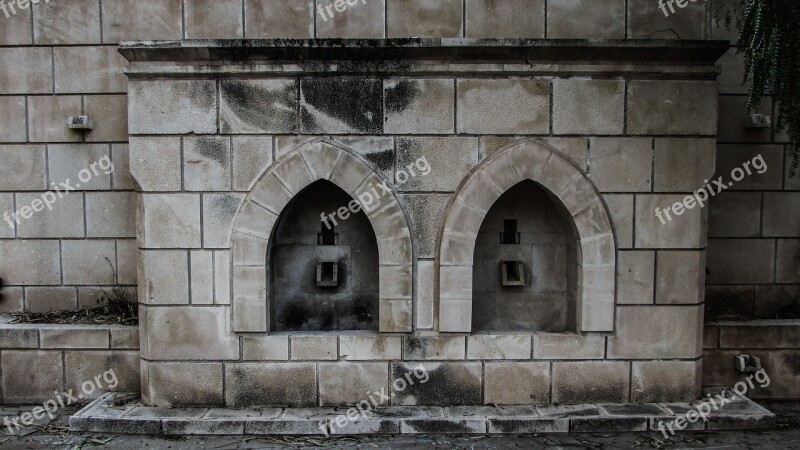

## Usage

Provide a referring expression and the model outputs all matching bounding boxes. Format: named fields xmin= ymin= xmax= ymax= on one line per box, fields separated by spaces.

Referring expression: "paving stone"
xmin=102 ymin=0 xmax=182 ymax=42
xmin=244 ymin=0 xmax=314 ymax=38
xmin=0 ymin=96 xmax=27 ymax=143
xmin=330 ymin=418 xmax=402 ymax=435
xmin=552 ymin=361 xmax=630 ymax=404
xmin=387 ymin=0 xmax=462 ymax=37
xmin=547 ymin=0 xmax=625 ymax=38
xmin=70 ymin=415 xmax=161 ymax=434
xmin=162 ymin=418 xmax=245 ymax=435
xmin=465 ymin=0 xmax=545 ymax=38
xmin=246 ymin=418 xmax=326 ymax=434
xmin=242 ymin=335 xmax=289 ymax=361
xmin=467 ymin=335 xmax=531 ymax=360
xmin=601 ymin=403 xmax=669 ymax=416
xmin=627 ymin=81 xmax=717 ymax=135
xmin=300 ymin=78 xmax=383 ymax=134
xmin=553 ymin=79 xmax=624 ymax=134
xmin=129 ymin=80 xmax=217 ymax=135
xmin=28 ymin=95 xmax=83 ymax=142
xmin=607 ymin=305 xmax=702 ymax=359
xmin=184 ymin=137 xmax=232 ymax=191
xmin=589 ymin=138 xmax=652 ymax=192
xmin=33 ymin=0 xmax=101 ymax=44
xmin=141 ymin=194 xmax=202 ymax=248
xmin=128 ymin=137 xmax=182 ymax=191
xmin=184 ymin=0 xmax=243 ymax=38
xmin=315 ymin=0 xmax=385 ymax=38
xmin=384 ymin=79 xmax=455 ymax=134
xmin=484 ymin=362 xmax=549 ymax=405
xmin=537 ymin=404 xmax=602 ymax=418
xmin=0 ymin=47 xmax=53 ymax=94
xmin=226 ymin=363 xmax=317 ymax=407
xmin=54 ymin=46 xmax=127 ymax=94
xmin=457 ymin=79 xmax=549 ymax=134
xmin=487 ymin=417 xmax=569 ymax=433
xmin=1 ymin=350 xmax=63 ymax=403
xmin=220 ymin=80 xmax=298 ymax=134
xmin=146 ymin=362 xmax=224 ymax=407
xmin=401 ymin=418 xmax=486 ymax=433
xmin=570 ymin=416 xmax=648 ymax=432
xmin=84 ymin=95 xmax=128 ymax=141
xmin=339 ymin=335 xmax=402 ymax=361
xmin=319 ymin=363 xmax=389 ymax=406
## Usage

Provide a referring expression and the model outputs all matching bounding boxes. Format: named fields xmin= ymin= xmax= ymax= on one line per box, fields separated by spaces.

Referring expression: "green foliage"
xmin=737 ymin=0 xmax=800 ymax=175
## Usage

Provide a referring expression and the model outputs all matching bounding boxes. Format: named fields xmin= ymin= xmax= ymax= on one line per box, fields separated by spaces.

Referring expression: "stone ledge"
xmin=70 ymin=390 xmax=776 ymax=436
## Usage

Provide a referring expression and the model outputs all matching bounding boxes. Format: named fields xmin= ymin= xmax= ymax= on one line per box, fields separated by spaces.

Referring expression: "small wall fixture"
xmin=316 ymin=261 xmax=339 ymax=287
xmin=745 ymin=114 xmax=771 ymax=129
xmin=68 ymin=115 xmax=93 ymax=130
xmin=735 ymin=355 xmax=762 ymax=373
xmin=501 ymin=261 xmax=525 ymax=286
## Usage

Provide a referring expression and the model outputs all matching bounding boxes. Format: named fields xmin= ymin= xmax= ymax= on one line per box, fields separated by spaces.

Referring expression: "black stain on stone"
xmin=300 ymin=78 xmax=382 ymax=133
xmin=403 ymin=419 xmax=476 ymax=434
xmin=391 ymin=362 xmax=481 ymax=406
xmin=184 ymin=81 xmax=216 ymax=111
xmin=783 ymin=353 xmax=800 ymax=376
xmin=384 ymin=80 xmax=419 ymax=113
xmin=220 ymin=80 xmax=298 ymax=133
xmin=191 ymin=137 xmax=229 ymax=166
xmin=210 ymin=194 xmax=241 ymax=221
xmin=364 ymin=149 xmax=394 ymax=175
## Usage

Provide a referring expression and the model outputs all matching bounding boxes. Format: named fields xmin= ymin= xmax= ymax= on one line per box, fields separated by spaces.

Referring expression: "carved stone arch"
xmin=230 ymin=138 xmax=414 ymax=333
xmin=437 ymin=139 xmax=617 ymax=333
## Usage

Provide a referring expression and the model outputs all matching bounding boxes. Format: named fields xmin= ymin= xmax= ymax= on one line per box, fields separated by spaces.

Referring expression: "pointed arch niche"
xmin=437 ymin=139 xmax=617 ymax=333
xmin=230 ymin=139 xmax=414 ymax=333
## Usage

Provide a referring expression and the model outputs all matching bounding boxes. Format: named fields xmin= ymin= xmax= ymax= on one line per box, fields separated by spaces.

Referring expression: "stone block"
xmin=242 ymin=335 xmax=289 ymax=361
xmin=547 ymin=0 xmax=625 ymax=38
xmin=704 ymin=324 xmax=719 ymax=349
xmin=384 ymin=79 xmax=455 ymax=134
xmin=16 ymin=192 xmax=85 ymax=238
xmin=635 ymin=194 xmax=706 ymax=249
xmin=62 ymin=240 xmax=116 ymax=284
xmin=533 ymin=333 xmax=606 ymax=360
xmin=465 ymin=0 xmax=545 ymax=38
xmin=387 ymin=0 xmax=462 ymax=37
xmin=232 ymin=297 xmax=267 ymax=332
xmin=379 ymin=265 xmax=413 ymax=299
xmin=244 ymin=0 xmax=314 ymax=38
xmin=391 ymin=362 xmax=481 ymax=406
xmin=715 ymin=144 xmax=783 ymax=190
xmin=300 ymin=78 xmax=382 ymax=134
xmin=552 ymin=361 xmax=630 ymax=404
xmin=145 ymin=306 xmax=239 ymax=360
xmin=628 ymin=0 xmax=705 ymax=39
xmin=627 ymin=81 xmax=717 ymax=135
xmin=55 ymin=47 xmax=127 ymax=94
xmin=185 ymin=0 xmax=243 ymax=38
xmin=717 ymin=96 xmax=772 ymax=143
xmin=115 ymin=239 xmax=137 ymax=285
xmin=129 ymin=80 xmax=217 ymax=135
xmin=84 ymin=95 xmax=128 ymax=141
xmin=203 ymin=194 xmax=244 ymax=249
xmin=28 ymin=95 xmax=83 ymax=142
xmin=220 ymin=80 xmax=298 ymax=134
xmin=128 ymin=137 xmax=182 ymax=191
xmin=339 ymin=335 xmax=402 ymax=360
xmin=776 ymin=239 xmax=800 ymax=283
xmin=717 ymin=48 xmax=748 ymax=95
xmin=763 ymin=193 xmax=800 ymax=237
xmin=48 ymin=143 xmax=112 ymax=190
xmin=102 ymin=0 xmax=182 ymax=42
xmin=0 ymin=47 xmax=53 ymax=94
xmin=631 ymin=360 xmax=702 ymax=403
xmin=404 ymin=336 xmax=465 ymax=360
xmin=140 ymin=251 xmax=189 ymax=305
xmin=86 ymin=192 xmax=136 ymax=237
xmin=141 ymin=194 xmax=202 ymax=248
xmin=291 ymin=335 xmax=338 ymax=361
xmin=0 ymin=327 xmax=38 ymax=348
xmin=488 ymin=417 xmax=569 ymax=433
xmin=0 ymin=240 xmax=61 ymax=285
xmin=0 ymin=146 xmax=46 ymax=191
xmin=64 ymin=351 xmax=140 ymax=399
xmin=589 ymin=138 xmax=652 ymax=192
xmin=25 ymin=287 xmax=78 ymax=312
xmin=457 ymin=79 xmax=549 ymax=134
xmin=705 ymin=285 xmax=755 ymax=317
xmin=709 ymin=192 xmax=761 ymax=237
xmin=33 ymin=0 xmax=101 ymax=44
xmin=1 ymin=351 xmax=63 ymax=403
xmin=0 ymin=6 xmax=31 ymax=44
xmin=617 ymin=251 xmax=654 ymax=305
xmin=0 ymin=193 xmax=14 ymax=238
xmin=147 ymin=362 xmax=224 ymax=407
xmin=190 ymin=251 xmax=214 ymax=305
xmin=0 ymin=287 xmax=24 ymax=313
xmin=719 ymin=322 xmax=800 ymax=349
xmin=401 ymin=418 xmax=486 ymax=434
xmin=467 ymin=335 xmax=531 ymax=360
xmin=319 ymin=363 xmax=389 ymax=405
xmin=110 ymin=327 xmax=139 ymax=349
xmin=183 ymin=137 xmax=231 ymax=191
xmin=396 ymin=137 xmax=477 ymax=191
xmin=225 ymin=363 xmax=316 ymax=407
xmin=485 ymin=362 xmax=550 ymax=405
xmin=0 ymin=96 xmax=27 ymax=142
xmin=607 ymin=305 xmax=702 ymax=359
xmin=111 ymin=144 xmax=137 ymax=190
xmin=400 ymin=194 xmax=448 ymax=258
xmin=571 ymin=416 xmax=647 ymax=432
xmin=654 ymin=138 xmax=717 ymax=192
xmin=214 ymin=251 xmax=231 ymax=305
xmin=315 ymin=0 xmax=385 ymax=38
xmin=232 ymin=136 xmax=273 ymax=191
xmin=40 ymin=325 xmax=109 ymax=349
xmin=438 ymin=298 xmax=471 ymax=333
xmin=706 ymin=239 xmax=775 ymax=284
xmin=656 ymin=251 xmax=705 ymax=304
xmin=553 ymin=79 xmax=624 ymax=134
xmin=416 ymin=260 xmax=435 ymax=330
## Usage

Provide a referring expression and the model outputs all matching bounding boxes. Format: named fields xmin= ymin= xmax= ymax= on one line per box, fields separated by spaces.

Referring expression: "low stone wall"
xmin=0 ymin=324 xmax=140 ymax=404
xmin=703 ymin=320 xmax=800 ymax=399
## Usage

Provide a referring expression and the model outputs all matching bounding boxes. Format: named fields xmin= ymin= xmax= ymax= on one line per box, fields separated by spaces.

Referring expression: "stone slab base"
xmin=70 ymin=389 xmax=776 ymax=436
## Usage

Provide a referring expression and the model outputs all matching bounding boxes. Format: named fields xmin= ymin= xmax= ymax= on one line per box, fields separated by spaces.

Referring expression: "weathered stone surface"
xmin=54 ymin=47 xmax=127 ymax=94
xmin=387 ymin=0 xmax=462 ymax=37
xmin=1 ymin=350 xmax=63 ymax=403
xmin=86 ymin=192 xmax=136 ymax=238
xmin=33 ymin=0 xmax=101 ymax=44
xmin=402 ymin=418 xmax=486 ymax=433
xmin=416 ymin=261 xmax=435 ymax=330
xmin=319 ymin=363 xmax=389 ymax=405
xmin=315 ymin=0 xmax=385 ymax=38
xmin=16 ymin=192 xmax=84 ymax=238
xmin=340 ymin=335 xmax=402 ymax=361
xmin=220 ymin=80 xmax=298 ymax=134
xmin=465 ymin=0 xmax=545 ymax=38
xmin=203 ymin=194 xmax=244 ymax=248
xmin=0 ymin=327 xmax=38 ymax=348
xmin=635 ymin=195 xmax=706 ymax=249
xmin=628 ymin=0 xmax=705 ymax=39
xmin=0 ymin=97 xmax=27 ymax=143
xmin=396 ymin=137 xmax=476 ymax=192
xmin=488 ymin=417 xmax=569 ymax=433
xmin=553 ymin=80 xmax=624 ymax=134
xmin=141 ymin=194 xmax=202 ymax=248
xmin=189 ymin=250 xmax=214 ymax=305
xmin=617 ymin=251 xmax=654 ymax=305
xmin=653 ymin=138 xmax=716 ymax=192
xmin=400 ymin=194 xmax=449 ymax=258
xmin=184 ymin=0 xmax=243 ymax=38
xmin=147 ymin=362 xmax=224 ymax=407
xmin=709 ymin=192 xmax=762 ymax=238
xmin=570 ymin=416 xmax=647 ymax=432
xmin=232 ymin=136 xmax=273 ymax=192
xmin=129 ymin=80 xmax=217 ymax=135
xmin=24 ymin=287 xmax=78 ymax=313
xmin=391 ymin=362 xmax=481 ymax=406
xmin=291 ymin=335 xmax=338 ymax=360
xmin=300 ymin=78 xmax=382 ymax=134
xmin=102 ymin=0 xmax=182 ymax=42
xmin=719 ymin=322 xmax=800 ymax=349
xmin=457 ymin=79 xmax=549 ymax=134
xmin=40 ymin=325 xmax=109 ymax=349
xmin=128 ymin=137 xmax=182 ymax=191
xmin=244 ymin=0 xmax=313 ymax=38
xmin=547 ymin=0 xmax=624 ymax=38
xmin=110 ymin=327 xmax=140 ymax=349
xmin=602 ymin=194 xmax=633 ymax=249
xmin=656 ymin=251 xmax=705 ymax=304
xmin=114 ymin=239 xmax=137 ymax=285
xmin=0 ymin=240 xmax=61 ymax=285
xmin=48 ymin=143 xmax=112 ymax=190
xmin=0 ymin=145 xmax=47 ymax=190
xmin=225 ymin=363 xmax=316 ymax=407
xmin=467 ymin=335 xmax=531 ymax=360
xmin=0 ymin=6 xmax=31 ymax=45
xmin=484 ymin=362 xmax=549 ymax=405
xmin=0 ymin=48 xmax=53 ymax=94
xmin=145 ymin=307 xmax=239 ymax=360
xmin=404 ymin=336 xmax=465 ymax=360
xmin=533 ymin=334 xmax=605 ymax=360
xmin=589 ymin=138 xmax=652 ymax=192
xmin=0 ymin=287 xmax=22 ymax=313
xmin=183 ymin=137 xmax=231 ymax=191
xmin=763 ymin=193 xmax=800 ymax=237
xmin=703 ymin=349 xmax=800 ymax=399
xmin=384 ymin=79 xmax=455 ymax=134
xmin=715 ymin=144 xmax=783 ymax=190
xmin=717 ymin=96 xmax=772 ymax=143
xmin=776 ymin=239 xmax=800 ymax=283
xmin=707 ymin=239 xmax=775 ymax=284
xmin=61 ymin=240 xmax=116 ymax=285
xmin=552 ymin=361 xmax=630 ymax=404
xmin=64 ymin=350 xmax=140 ymax=399
xmin=28 ymin=95 xmax=83 ymax=142
xmin=242 ymin=335 xmax=289 ymax=361
xmin=82 ymin=97 xmax=128 ymax=146
xmin=631 ymin=360 xmax=701 ymax=403
xmin=628 ymin=81 xmax=717 ymax=135
xmin=608 ymin=305 xmax=702 ymax=359
xmin=140 ymin=251 xmax=188 ymax=305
